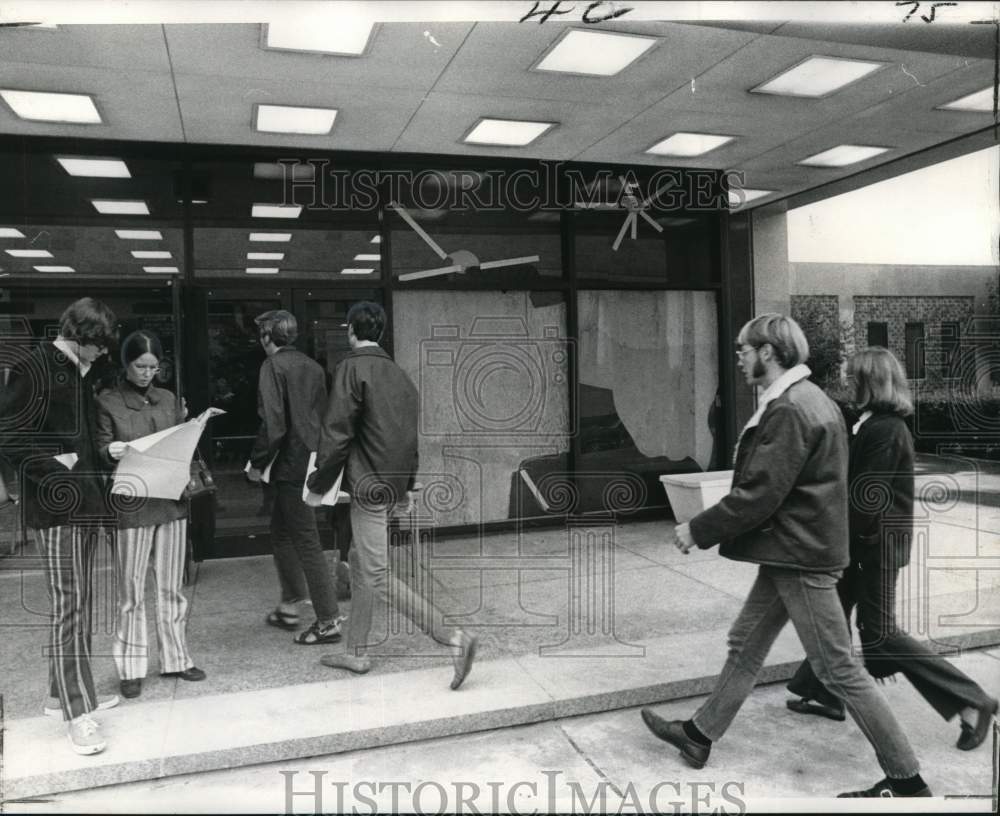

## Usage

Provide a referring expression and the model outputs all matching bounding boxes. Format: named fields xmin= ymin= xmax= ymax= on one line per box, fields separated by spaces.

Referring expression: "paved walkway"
xmin=2 ymin=454 xmax=999 ymax=805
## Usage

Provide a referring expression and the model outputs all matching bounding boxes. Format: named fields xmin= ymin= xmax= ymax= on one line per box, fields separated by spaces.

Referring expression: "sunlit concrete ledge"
xmin=5 ymin=623 xmax=999 ymax=801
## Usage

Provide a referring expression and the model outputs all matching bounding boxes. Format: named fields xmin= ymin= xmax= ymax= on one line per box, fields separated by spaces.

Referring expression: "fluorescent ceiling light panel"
xmin=56 ymin=157 xmax=130 ymax=178
xmin=116 ymin=229 xmax=162 ymax=240
xmin=341 ymin=268 xmax=374 ymax=275
xmin=0 ymin=89 xmax=101 ymax=123
xmin=6 ymin=248 xmax=52 ymax=258
xmin=353 ymin=254 xmax=380 ymax=261
xmin=130 ymin=250 xmax=172 ymax=259
xmin=143 ymin=266 xmax=179 ymax=274
xmin=253 ymin=162 xmax=316 ymax=180
xmin=464 ymin=118 xmax=554 ymax=147
xmin=251 ymin=204 xmax=302 ymax=218
xmin=728 ymin=188 xmax=775 ymax=208
xmin=255 ymin=104 xmax=337 ymax=135
xmin=247 ymin=252 xmax=284 ymax=260
xmin=34 ymin=265 xmax=74 ymax=272
xmin=264 ymin=19 xmax=374 ymax=55
xmin=753 ymin=56 xmax=882 ymax=97
xmin=647 ymin=132 xmax=734 ymax=157
xmin=938 ymin=86 xmax=993 ymax=112
xmin=249 ymin=232 xmax=292 ymax=242
xmin=799 ymin=144 xmax=889 ymax=167
xmin=0 ymin=228 xmax=26 ymax=238
xmin=536 ymin=29 xmax=657 ymax=76
xmin=91 ymin=199 xmax=149 ymax=215
xmin=246 ymin=267 xmax=280 ymax=274
xmin=370 ymin=235 xmax=381 ymax=244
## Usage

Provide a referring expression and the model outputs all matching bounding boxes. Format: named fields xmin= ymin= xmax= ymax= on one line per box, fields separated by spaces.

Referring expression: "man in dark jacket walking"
xmin=307 ymin=301 xmax=477 ymax=689
xmin=249 ymin=310 xmax=342 ymax=645
xmin=640 ymin=313 xmax=930 ymax=799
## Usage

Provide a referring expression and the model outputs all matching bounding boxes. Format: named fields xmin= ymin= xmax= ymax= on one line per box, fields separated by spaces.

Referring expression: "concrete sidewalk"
xmin=2 ymin=458 xmax=1000 ymax=803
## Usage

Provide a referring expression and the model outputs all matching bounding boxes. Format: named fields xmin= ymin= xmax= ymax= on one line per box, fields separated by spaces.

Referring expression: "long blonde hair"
xmin=849 ymin=346 xmax=913 ymax=416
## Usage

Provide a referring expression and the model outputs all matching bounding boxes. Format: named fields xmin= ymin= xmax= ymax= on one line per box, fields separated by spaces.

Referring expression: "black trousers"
xmin=787 ymin=561 xmax=991 ymax=720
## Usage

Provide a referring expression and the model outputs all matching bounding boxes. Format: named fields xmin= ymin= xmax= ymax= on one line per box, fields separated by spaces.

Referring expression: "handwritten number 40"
xmin=520 ymin=1 xmax=633 ymax=25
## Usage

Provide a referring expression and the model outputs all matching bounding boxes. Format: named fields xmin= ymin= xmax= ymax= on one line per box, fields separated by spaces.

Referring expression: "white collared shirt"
xmin=852 ymin=410 xmax=873 ymax=436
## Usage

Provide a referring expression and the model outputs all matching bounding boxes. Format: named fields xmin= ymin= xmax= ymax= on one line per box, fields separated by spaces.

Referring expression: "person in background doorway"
xmin=248 ymin=310 xmax=343 ymax=645
xmin=786 ymin=346 xmax=997 ymax=750
xmin=96 ymin=330 xmax=206 ymax=700
xmin=0 ymin=298 xmax=119 ymax=756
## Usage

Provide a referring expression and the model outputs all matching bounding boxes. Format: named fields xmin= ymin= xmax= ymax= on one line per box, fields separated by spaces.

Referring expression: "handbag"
xmin=184 ymin=448 xmax=217 ymax=499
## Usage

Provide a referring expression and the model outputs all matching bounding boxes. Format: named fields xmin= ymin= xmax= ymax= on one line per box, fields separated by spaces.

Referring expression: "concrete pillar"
xmin=752 ymin=202 xmax=791 ymax=318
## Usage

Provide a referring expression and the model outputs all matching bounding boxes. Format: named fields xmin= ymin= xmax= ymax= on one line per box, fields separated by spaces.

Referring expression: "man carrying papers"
xmin=0 ymin=298 xmax=119 ymax=756
xmin=248 ymin=310 xmax=343 ymax=645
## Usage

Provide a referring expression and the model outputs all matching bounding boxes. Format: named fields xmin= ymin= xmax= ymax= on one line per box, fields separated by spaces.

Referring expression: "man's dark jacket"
xmin=309 ymin=346 xmax=418 ymax=504
xmin=848 ymin=412 xmax=914 ymax=569
xmin=250 ymin=346 xmax=327 ymax=483
xmin=0 ymin=341 xmax=111 ymax=529
xmin=689 ymin=378 xmax=849 ymax=572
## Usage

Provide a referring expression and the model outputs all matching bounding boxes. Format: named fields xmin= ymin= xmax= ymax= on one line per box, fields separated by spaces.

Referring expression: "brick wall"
xmin=853 ymin=296 xmax=975 ymax=377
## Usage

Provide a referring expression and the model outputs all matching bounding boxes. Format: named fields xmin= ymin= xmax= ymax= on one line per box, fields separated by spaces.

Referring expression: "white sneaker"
xmin=45 ymin=693 xmax=120 ymax=719
xmin=67 ymin=715 xmax=106 ymax=755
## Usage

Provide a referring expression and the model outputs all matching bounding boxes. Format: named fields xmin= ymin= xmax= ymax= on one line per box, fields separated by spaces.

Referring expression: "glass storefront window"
xmin=394 ymin=290 xmax=570 ymax=526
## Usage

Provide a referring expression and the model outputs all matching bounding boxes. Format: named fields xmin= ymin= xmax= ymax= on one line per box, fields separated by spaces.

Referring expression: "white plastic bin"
xmin=659 ymin=471 xmax=734 ymax=523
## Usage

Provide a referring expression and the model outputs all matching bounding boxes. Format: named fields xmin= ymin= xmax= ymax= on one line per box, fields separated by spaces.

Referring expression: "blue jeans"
xmin=692 ymin=565 xmax=920 ymax=779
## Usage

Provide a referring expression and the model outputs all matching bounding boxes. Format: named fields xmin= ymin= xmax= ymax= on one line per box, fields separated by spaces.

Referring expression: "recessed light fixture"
xmin=353 ymin=254 xmax=380 ymax=261
xmin=255 ymin=104 xmax=337 ymax=135
xmin=6 ymin=249 xmax=52 ymax=258
xmin=0 ymin=228 xmax=26 ymax=238
xmin=370 ymin=235 xmax=381 ymax=244
xmin=34 ymin=265 xmax=74 ymax=272
xmin=938 ymin=86 xmax=993 ymax=112
xmin=263 ymin=19 xmax=375 ymax=56
xmin=131 ymin=250 xmax=172 ymax=259
xmin=92 ymin=199 xmax=150 ymax=215
xmin=143 ymin=266 xmax=179 ymax=274
xmin=116 ymin=229 xmax=163 ymax=240
xmin=249 ymin=232 xmax=293 ymax=242
xmin=799 ymin=144 xmax=889 ymax=167
xmin=247 ymin=267 xmax=280 ymax=274
xmin=535 ymin=29 xmax=657 ymax=76
xmin=247 ymin=252 xmax=285 ymax=260
xmin=752 ymin=56 xmax=883 ymax=98
xmin=646 ymin=132 xmax=735 ymax=157
xmin=251 ymin=204 xmax=302 ymax=218
xmin=253 ymin=162 xmax=317 ymax=181
xmin=341 ymin=268 xmax=374 ymax=275
xmin=56 ymin=156 xmax=131 ymax=178
xmin=463 ymin=118 xmax=555 ymax=147
xmin=728 ymin=188 xmax=775 ymax=208
xmin=0 ymin=89 xmax=101 ymax=123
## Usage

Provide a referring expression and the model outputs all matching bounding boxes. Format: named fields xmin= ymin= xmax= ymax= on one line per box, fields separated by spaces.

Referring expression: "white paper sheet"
xmin=244 ymin=452 xmax=278 ymax=484
xmin=302 ymin=452 xmax=348 ymax=507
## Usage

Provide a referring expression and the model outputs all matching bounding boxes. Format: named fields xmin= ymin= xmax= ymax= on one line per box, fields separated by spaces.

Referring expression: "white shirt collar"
xmin=53 ymin=337 xmax=91 ymax=377
xmin=852 ymin=410 xmax=873 ymax=436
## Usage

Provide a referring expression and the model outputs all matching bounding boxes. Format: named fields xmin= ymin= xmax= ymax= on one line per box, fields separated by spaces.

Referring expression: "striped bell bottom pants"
xmin=113 ymin=518 xmax=194 ymax=680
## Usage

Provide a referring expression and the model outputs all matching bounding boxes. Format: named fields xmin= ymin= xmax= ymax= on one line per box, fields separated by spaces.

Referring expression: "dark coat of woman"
xmin=96 ymin=381 xmax=187 ymax=529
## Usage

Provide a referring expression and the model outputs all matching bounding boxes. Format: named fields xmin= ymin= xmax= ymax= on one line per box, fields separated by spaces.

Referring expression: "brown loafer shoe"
xmin=838 ymin=778 xmax=932 ymax=797
xmin=640 ymin=709 xmax=710 ymax=769
xmin=786 ymin=697 xmax=846 ymax=722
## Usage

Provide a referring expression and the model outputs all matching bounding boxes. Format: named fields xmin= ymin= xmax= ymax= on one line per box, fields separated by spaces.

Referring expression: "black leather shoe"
xmin=957 ymin=697 xmax=998 ymax=751
xmin=120 ymin=679 xmax=142 ymax=698
xmin=640 ymin=709 xmax=710 ymax=769
xmin=838 ymin=778 xmax=932 ymax=798
xmin=786 ymin=697 xmax=846 ymax=722
xmin=161 ymin=666 xmax=207 ymax=682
